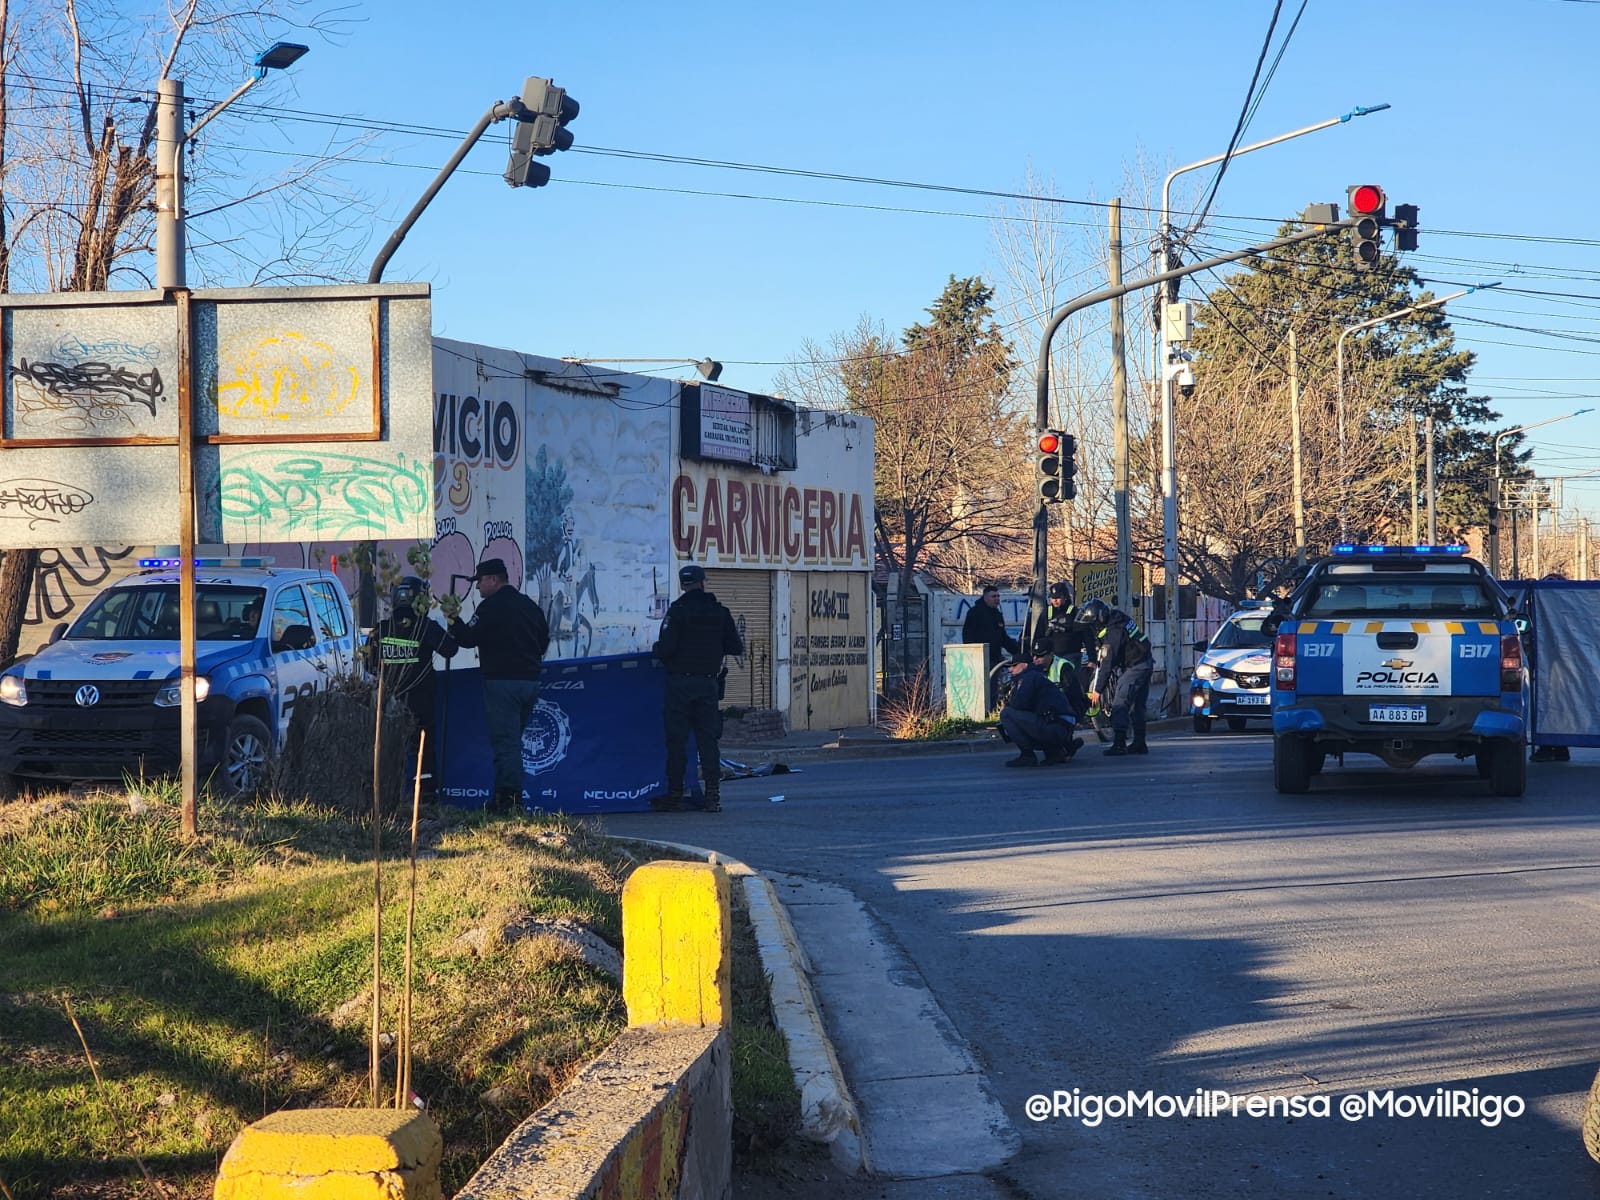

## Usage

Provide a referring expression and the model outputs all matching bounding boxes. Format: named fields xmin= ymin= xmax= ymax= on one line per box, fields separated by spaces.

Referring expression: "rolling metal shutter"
xmin=703 ymin=568 xmax=773 ymax=709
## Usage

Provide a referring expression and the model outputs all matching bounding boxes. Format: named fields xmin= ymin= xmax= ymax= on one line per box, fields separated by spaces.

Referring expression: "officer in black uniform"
xmin=1078 ymin=597 xmax=1154 ymax=757
xmin=651 ymin=564 xmax=744 ymax=813
xmin=373 ymin=576 xmax=458 ymax=795
xmin=999 ymin=637 xmax=1083 ymax=767
xmin=1043 ymin=580 xmax=1092 ymax=721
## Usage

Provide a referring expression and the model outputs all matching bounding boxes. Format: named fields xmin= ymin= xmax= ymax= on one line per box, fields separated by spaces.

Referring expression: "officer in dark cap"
xmin=999 ymin=636 xmax=1083 ymax=767
xmin=444 ymin=557 xmax=551 ymax=813
xmin=651 ymin=563 xmax=743 ymax=813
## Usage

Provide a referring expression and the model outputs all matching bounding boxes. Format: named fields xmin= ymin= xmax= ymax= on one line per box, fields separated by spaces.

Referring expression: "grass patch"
xmin=728 ymin=881 xmax=801 ymax=1157
xmin=0 ymin=792 xmax=633 ymax=1199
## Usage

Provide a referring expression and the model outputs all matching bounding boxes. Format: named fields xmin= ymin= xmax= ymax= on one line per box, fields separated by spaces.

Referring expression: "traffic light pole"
xmin=1026 ymin=213 xmax=1359 ymax=669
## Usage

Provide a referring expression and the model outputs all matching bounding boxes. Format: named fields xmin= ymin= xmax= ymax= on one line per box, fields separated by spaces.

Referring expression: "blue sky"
xmin=209 ymin=0 xmax=1600 ymax=522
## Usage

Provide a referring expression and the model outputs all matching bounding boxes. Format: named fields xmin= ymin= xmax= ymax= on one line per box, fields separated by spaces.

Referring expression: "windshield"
xmin=1210 ymin=615 xmax=1272 ymax=650
xmin=68 ymin=585 xmax=268 ymax=642
xmin=1300 ymin=575 xmax=1499 ymax=619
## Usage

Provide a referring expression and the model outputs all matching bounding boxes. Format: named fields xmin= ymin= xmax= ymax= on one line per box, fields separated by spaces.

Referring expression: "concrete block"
xmin=623 ymin=860 xmax=731 ymax=1028
xmin=213 ymin=1108 xmax=442 ymax=1200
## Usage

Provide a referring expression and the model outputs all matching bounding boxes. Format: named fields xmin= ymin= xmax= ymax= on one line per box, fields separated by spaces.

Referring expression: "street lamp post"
xmin=1333 ymin=285 xmax=1489 ymax=539
xmin=1151 ymin=103 xmax=1388 ymax=711
xmin=1491 ymin=408 xmax=1594 ymax=576
xmin=560 ymin=357 xmax=724 ymax=381
xmin=152 ymin=43 xmax=307 ymax=839
xmin=155 ymin=42 xmax=309 ymax=290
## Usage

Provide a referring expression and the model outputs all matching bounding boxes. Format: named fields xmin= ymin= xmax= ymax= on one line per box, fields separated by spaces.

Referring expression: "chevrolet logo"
xmin=1382 ymin=657 xmax=1412 ymax=670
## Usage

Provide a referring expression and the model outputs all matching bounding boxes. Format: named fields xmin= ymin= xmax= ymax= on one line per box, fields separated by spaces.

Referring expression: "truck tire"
xmin=1584 ymin=1062 xmax=1600 ymax=1164
xmin=1488 ymin=740 xmax=1527 ymax=798
xmin=220 ymin=714 xmax=272 ymax=797
xmin=1227 ymin=717 xmax=1248 ymax=732
xmin=1273 ymin=735 xmax=1311 ymax=794
xmin=1193 ymin=714 xmax=1212 ymax=734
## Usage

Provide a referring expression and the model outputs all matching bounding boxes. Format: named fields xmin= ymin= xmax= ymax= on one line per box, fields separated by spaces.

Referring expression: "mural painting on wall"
xmin=525 ymin=444 xmax=600 ymax=659
xmin=16 ymin=545 xmax=141 ymax=648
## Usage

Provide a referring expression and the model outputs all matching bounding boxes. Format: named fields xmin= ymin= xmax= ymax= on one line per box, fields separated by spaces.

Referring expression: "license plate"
xmin=1233 ymin=693 xmax=1269 ymax=706
xmin=1370 ymin=705 xmax=1427 ymax=723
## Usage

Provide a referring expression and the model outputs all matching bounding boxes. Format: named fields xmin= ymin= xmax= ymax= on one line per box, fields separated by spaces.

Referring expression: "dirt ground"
xmin=734 ymin=1141 xmax=889 ymax=1199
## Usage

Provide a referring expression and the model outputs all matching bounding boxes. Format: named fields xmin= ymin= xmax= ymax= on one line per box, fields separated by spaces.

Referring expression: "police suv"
xmin=1266 ymin=544 xmax=1527 ymax=796
xmin=0 ymin=558 xmax=358 ymax=795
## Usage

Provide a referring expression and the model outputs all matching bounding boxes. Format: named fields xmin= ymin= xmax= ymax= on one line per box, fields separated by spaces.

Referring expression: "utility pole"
xmin=1408 ymin=412 xmax=1420 ymax=543
xmin=1425 ymin=411 xmax=1437 ymax=544
xmin=1288 ymin=326 xmax=1306 ymax=567
xmin=1532 ymin=483 xmax=1542 ymax=578
xmin=1110 ymin=201 xmax=1133 ymax=612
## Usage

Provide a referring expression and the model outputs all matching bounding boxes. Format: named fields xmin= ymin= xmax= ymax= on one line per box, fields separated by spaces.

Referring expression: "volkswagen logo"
xmin=74 ymin=684 xmax=101 ymax=708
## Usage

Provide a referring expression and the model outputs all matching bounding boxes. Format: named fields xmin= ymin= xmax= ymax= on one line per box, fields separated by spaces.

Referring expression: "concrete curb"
xmin=622 ymin=838 xmax=869 ymax=1177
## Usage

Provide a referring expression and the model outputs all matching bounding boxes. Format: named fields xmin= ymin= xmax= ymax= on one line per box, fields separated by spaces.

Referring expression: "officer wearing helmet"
xmin=373 ymin=575 xmax=459 ymax=793
xmin=1076 ymin=597 xmax=1154 ymax=756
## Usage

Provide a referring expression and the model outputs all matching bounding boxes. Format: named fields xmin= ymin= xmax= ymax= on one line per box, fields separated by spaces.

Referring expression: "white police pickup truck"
xmin=1267 ymin=544 xmax=1527 ymax=797
xmin=0 ymin=558 xmax=358 ymax=795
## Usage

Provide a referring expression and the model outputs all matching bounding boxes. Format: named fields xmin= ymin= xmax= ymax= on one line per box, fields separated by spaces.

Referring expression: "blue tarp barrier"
xmin=433 ymin=651 xmax=702 ymax=813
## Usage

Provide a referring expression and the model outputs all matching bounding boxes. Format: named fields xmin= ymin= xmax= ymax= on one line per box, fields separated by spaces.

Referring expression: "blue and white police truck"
xmin=0 ymin=557 xmax=358 ymax=795
xmin=1266 ymin=544 xmax=1527 ymax=796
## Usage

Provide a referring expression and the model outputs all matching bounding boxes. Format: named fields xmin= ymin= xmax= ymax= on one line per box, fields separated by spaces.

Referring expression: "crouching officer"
xmin=1078 ymin=598 xmax=1154 ymax=756
xmin=999 ymin=638 xmax=1084 ymax=767
xmin=651 ymin=564 xmax=744 ymax=813
xmin=1044 ymin=579 xmax=1092 ymax=721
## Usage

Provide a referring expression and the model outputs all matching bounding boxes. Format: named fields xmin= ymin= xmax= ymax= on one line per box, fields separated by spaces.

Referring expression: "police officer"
xmin=373 ymin=576 xmax=458 ymax=796
xmin=1078 ymin=598 xmax=1154 ymax=757
xmin=999 ymin=637 xmax=1083 ymax=767
xmin=651 ymin=564 xmax=744 ymax=813
xmin=1043 ymin=580 xmax=1092 ymax=721
xmin=444 ymin=558 xmax=550 ymax=813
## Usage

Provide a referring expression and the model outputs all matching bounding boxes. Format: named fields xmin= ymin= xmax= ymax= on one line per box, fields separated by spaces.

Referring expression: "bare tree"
xmin=0 ymin=0 xmax=369 ymax=663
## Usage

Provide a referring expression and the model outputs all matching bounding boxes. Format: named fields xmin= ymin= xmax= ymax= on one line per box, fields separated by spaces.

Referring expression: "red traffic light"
xmin=1038 ymin=432 xmax=1062 ymax=455
xmin=1348 ymin=184 xmax=1386 ymax=216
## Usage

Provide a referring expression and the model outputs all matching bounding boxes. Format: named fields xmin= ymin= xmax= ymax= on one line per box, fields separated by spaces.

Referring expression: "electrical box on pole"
xmin=1163 ymin=301 xmax=1194 ymax=344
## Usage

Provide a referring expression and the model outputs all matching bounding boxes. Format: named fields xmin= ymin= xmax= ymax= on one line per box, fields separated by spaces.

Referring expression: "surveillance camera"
xmin=1176 ymin=364 xmax=1196 ymax=396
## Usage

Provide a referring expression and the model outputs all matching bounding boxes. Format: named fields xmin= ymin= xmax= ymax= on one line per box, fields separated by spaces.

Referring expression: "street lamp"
xmin=1333 ymin=285 xmax=1496 ymax=539
xmin=1152 ymin=102 xmax=1388 ymax=712
xmin=560 ymin=357 xmax=724 ymax=382
xmin=155 ymin=42 xmax=309 ymax=290
xmin=1490 ymin=408 xmax=1593 ymax=576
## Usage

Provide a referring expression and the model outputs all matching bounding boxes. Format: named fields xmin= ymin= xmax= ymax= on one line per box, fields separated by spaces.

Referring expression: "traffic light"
xmin=1391 ymin=202 xmax=1420 ymax=252
xmin=1346 ymin=184 xmax=1387 ymax=270
xmin=505 ymin=76 xmax=580 ymax=188
xmin=1035 ymin=430 xmax=1075 ymax=503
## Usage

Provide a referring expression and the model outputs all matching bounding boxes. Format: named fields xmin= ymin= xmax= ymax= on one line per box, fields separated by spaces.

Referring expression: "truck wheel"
xmin=220 ymin=715 xmax=272 ymax=797
xmin=1227 ymin=717 xmax=1248 ymax=732
xmin=1488 ymin=741 xmax=1527 ymax=798
xmin=1584 ymin=1062 xmax=1600 ymax=1164
xmin=1273 ymin=736 xmax=1311 ymax=794
xmin=1193 ymin=714 xmax=1212 ymax=734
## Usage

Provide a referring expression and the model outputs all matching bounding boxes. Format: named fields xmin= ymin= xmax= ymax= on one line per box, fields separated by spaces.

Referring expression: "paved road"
xmin=603 ymin=730 xmax=1600 ymax=1198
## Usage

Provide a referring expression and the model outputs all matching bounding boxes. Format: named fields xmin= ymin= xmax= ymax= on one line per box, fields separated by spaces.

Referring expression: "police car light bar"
xmin=1330 ymin=544 xmax=1467 ymax=556
xmin=138 ymin=556 xmax=275 ymax=569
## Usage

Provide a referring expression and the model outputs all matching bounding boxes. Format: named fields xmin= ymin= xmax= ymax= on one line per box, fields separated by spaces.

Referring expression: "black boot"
xmin=703 ymin=787 xmax=722 ymax=814
xmin=1128 ymin=735 xmax=1149 ymax=755
xmin=487 ymin=787 xmax=521 ymax=814
xmin=1104 ymin=733 xmax=1128 ymax=757
xmin=1005 ymin=751 xmax=1038 ymax=768
xmin=649 ymin=791 xmax=687 ymax=812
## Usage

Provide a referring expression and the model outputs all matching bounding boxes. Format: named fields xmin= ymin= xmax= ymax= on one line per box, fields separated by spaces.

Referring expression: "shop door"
xmin=790 ymin=571 xmax=870 ymax=730
xmin=703 ymin=568 xmax=772 ymax=710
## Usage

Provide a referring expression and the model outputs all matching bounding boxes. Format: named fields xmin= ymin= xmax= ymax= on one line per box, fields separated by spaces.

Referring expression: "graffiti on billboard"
xmin=215 ymin=331 xmax=362 ymax=423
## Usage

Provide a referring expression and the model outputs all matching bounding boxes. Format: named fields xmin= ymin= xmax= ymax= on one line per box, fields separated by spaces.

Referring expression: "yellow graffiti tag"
xmin=217 ymin=332 xmax=361 ymax=421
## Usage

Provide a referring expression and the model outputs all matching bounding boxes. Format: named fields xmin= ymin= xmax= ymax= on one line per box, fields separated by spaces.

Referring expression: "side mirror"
xmin=1192 ymin=640 xmax=1208 ymax=653
xmin=48 ymin=622 xmax=68 ymax=645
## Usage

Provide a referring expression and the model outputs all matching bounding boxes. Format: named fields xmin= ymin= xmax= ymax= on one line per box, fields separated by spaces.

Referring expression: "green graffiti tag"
xmin=219 ymin=451 xmax=430 ymax=538
xmin=947 ymin=645 xmax=982 ymax=719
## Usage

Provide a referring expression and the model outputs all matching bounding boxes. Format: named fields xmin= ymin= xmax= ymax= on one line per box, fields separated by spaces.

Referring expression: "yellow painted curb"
xmin=622 ymin=860 xmax=731 ymax=1028
xmin=214 ymin=1109 xmax=441 ymax=1200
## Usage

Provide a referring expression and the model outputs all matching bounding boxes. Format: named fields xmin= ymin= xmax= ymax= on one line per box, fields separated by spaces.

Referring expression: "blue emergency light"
xmin=138 ymin=556 xmax=274 ymax=569
xmin=1331 ymin=543 xmax=1466 ymax=556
